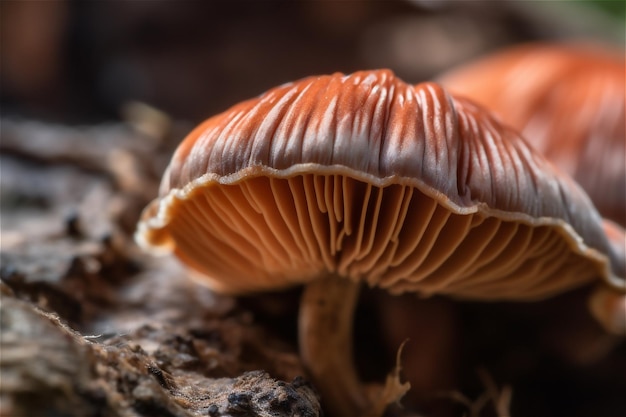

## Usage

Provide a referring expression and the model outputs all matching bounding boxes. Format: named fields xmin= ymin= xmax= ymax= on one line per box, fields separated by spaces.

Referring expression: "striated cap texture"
xmin=136 ymin=70 xmax=624 ymax=298
xmin=439 ymin=43 xmax=626 ymax=226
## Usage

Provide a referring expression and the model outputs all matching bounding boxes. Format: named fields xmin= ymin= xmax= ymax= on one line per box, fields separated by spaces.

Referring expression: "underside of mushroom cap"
xmin=135 ymin=70 xmax=624 ymax=297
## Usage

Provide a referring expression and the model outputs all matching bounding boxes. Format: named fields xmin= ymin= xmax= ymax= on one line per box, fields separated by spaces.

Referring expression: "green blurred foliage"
xmin=589 ymin=0 xmax=626 ymax=22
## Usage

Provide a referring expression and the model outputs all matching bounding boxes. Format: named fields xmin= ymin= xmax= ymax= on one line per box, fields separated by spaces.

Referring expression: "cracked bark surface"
xmin=0 ymin=119 xmax=320 ymax=417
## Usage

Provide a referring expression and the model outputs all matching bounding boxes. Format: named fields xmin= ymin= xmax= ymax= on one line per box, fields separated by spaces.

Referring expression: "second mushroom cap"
xmin=438 ymin=42 xmax=626 ymax=226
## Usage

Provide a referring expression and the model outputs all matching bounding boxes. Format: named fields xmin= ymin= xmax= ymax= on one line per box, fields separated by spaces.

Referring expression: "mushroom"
xmin=438 ymin=42 xmax=626 ymax=226
xmin=135 ymin=70 xmax=624 ymax=416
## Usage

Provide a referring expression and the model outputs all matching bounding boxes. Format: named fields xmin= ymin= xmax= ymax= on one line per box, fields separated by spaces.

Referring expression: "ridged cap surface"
xmin=439 ymin=43 xmax=625 ymax=226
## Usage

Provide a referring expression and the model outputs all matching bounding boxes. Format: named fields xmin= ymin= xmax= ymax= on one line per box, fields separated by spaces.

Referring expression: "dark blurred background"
xmin=2 ymin=0 xmax=624 ymax=125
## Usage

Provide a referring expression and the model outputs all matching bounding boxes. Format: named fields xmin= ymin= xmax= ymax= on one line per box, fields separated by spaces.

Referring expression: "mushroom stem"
xmin=299 ymin=276 xmax=369 ymax=416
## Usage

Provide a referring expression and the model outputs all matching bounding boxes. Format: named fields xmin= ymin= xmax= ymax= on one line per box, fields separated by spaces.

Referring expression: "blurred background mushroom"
xmin=1 ymin=2 xmax=625 ymax=417
xmin=438 ymin=42 xmax=625 ymax=227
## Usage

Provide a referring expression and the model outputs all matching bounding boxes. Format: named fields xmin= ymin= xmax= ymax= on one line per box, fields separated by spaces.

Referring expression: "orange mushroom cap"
xmin=136 ymin=70 xmax=624 ymax=298
xmin=438 ymin=42 xmax=626 ymax=226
